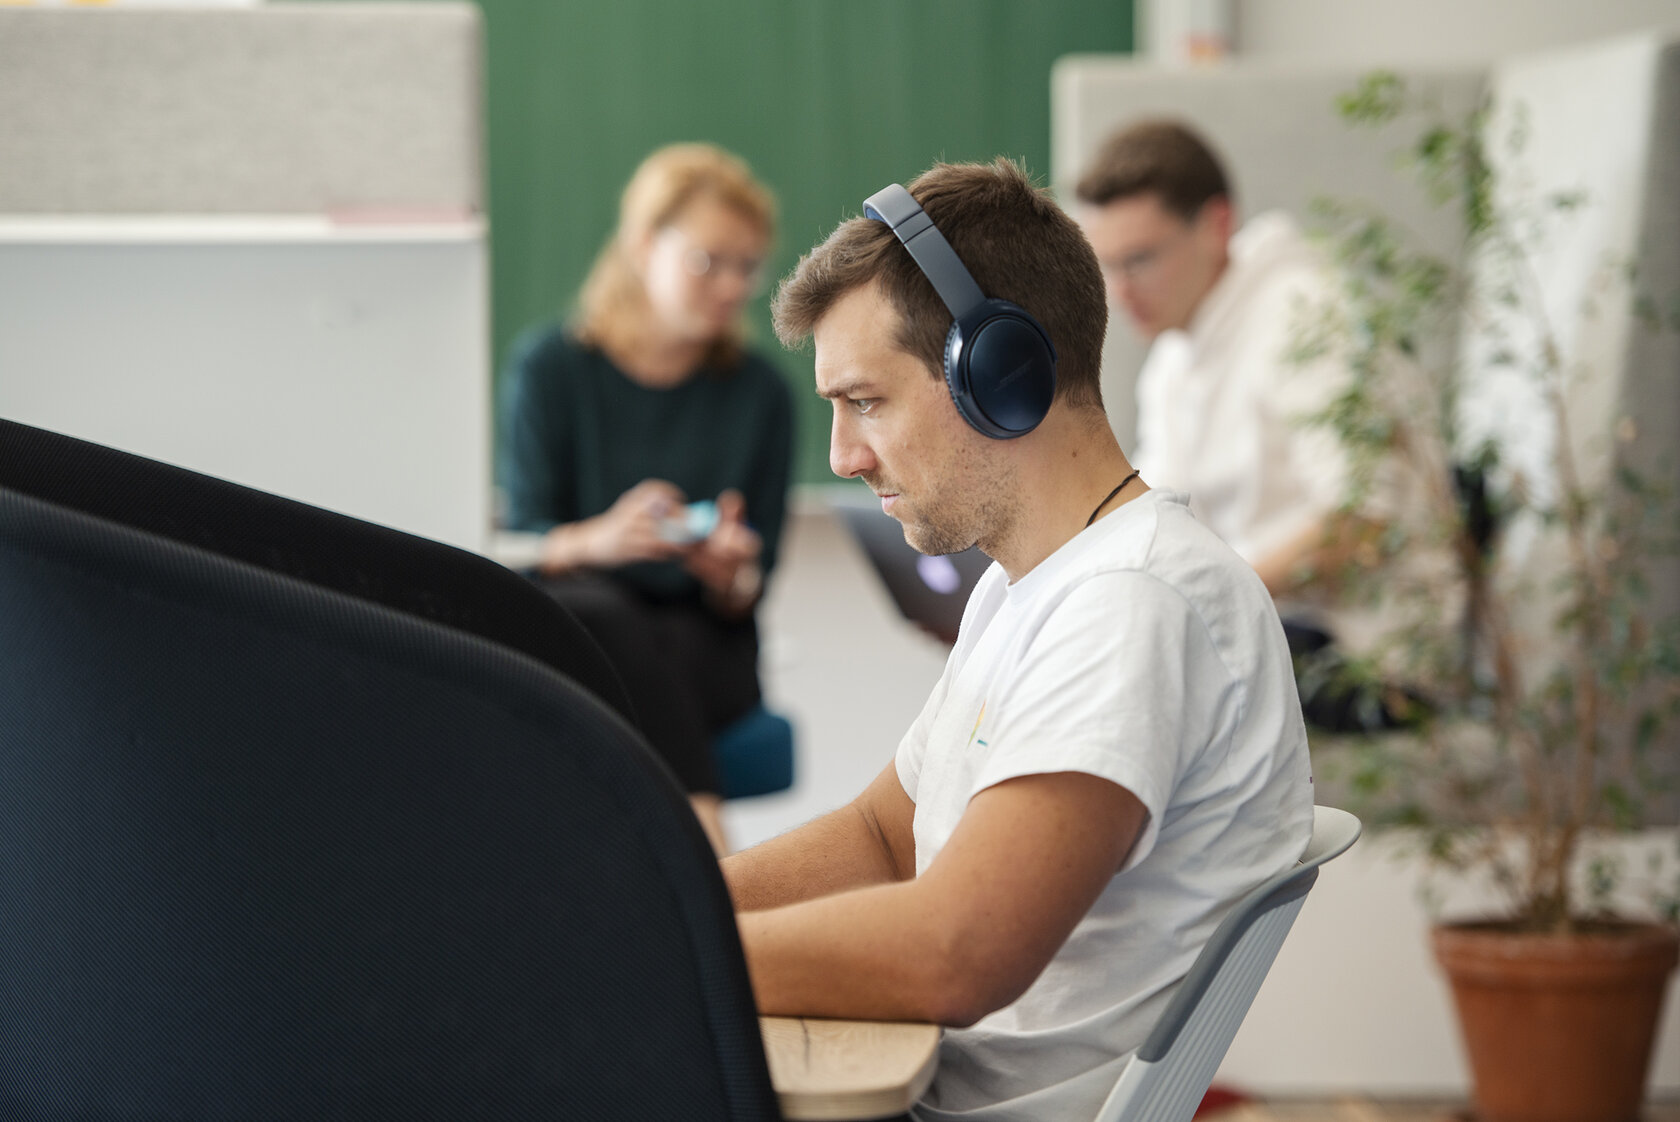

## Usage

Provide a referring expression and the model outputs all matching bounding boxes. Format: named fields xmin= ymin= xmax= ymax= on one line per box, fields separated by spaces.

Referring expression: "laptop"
xmin=827 ymin=489 xmax=994 ymax=644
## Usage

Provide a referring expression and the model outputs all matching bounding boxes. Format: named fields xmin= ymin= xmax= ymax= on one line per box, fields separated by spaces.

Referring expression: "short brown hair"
xmin=772 ymin=158 xmax=1107 ymax=411
xmin=1074 ymin=120 xmax=1232 ymax=219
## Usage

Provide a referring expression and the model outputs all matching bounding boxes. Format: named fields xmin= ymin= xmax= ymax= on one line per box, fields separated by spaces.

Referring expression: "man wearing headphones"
xmin=721 ymin=158 xmax=1312 ymax=1121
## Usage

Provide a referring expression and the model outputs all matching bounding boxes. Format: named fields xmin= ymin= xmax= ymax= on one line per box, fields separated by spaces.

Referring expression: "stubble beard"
xmin=882 ymin=450 xmax=1017 ymax=560
xmin=902 ymin=506 xmax=977 ymax=557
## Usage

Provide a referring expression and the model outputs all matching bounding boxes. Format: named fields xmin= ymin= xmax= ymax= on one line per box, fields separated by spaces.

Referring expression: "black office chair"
xmin=0 ymin=422 xmax=781 ymax=1120
xmin=0 ymin=417 xmax=637 ymax=729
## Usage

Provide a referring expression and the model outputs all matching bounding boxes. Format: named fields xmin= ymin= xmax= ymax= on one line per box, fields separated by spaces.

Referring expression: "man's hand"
xmin=684 ymin=489 xmax=764 ymax=614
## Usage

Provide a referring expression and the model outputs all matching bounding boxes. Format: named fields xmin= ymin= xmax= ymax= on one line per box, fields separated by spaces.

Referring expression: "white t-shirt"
xmin=898 ymin=489 xmax=1314 ymax=1122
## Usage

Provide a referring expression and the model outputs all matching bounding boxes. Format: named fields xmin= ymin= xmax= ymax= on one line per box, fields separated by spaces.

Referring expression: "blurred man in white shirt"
xmin=1075 ymin=120 xmax=1404 ymax=730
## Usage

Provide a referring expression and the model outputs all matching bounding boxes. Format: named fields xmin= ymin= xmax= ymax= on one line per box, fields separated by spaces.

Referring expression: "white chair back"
xmin=1094 ymin=806 xmax=1361 ymax=1122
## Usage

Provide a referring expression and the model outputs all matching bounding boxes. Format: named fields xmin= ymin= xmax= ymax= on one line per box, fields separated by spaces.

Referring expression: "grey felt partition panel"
xmin=0 ymin=3 xmax=483 ymax=215
xmin=0 ymin=4 xmax=491 ymax=553
xmin=1594 ymin=39 xmax=1680 ymax=597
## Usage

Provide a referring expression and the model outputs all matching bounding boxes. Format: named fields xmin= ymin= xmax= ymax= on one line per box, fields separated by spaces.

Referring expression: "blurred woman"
xmin=497 ymin=143 xmax=792 ymax=852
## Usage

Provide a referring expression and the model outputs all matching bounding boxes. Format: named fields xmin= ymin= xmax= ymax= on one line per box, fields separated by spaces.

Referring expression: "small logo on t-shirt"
xmin=969 ymin=701 xmax=988 ymax=748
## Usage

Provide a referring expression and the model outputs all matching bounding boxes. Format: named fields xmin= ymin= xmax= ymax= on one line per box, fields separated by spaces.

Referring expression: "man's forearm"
xmin=721 ymin=800 xmax=904 ymax=913
xmin=1252 ymin=511 xmax=1383 ymax=597
xmin=739 ymin=881 xmax=979 ymax=1026
xmin=723 ymin=761 xmax=915 ymax=912
xmin=734 ymin=772 xmax=1148 ymax=1030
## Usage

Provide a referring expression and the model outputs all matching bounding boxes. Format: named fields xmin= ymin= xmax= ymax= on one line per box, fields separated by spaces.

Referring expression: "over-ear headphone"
xmin=863 ymin=183 xmax=1057 ymax=439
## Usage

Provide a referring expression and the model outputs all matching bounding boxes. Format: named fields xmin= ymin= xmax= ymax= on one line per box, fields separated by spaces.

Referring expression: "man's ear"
xmin=1199 ymin=195 xmax=1235 ymax=246
xmin=1202 ymin=199 xmax=1243 ymax=246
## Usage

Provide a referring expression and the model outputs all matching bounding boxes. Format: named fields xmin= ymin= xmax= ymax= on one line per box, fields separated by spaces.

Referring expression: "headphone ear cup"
xmin=944 ymin=300 xmax=1057 ymax=439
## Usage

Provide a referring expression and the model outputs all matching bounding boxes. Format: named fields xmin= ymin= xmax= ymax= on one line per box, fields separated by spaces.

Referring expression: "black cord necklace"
xmin=1086 ymin=469 xmax=1141 ymax=528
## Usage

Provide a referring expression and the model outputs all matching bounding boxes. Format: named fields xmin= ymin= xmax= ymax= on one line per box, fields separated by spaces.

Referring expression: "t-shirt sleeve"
xmin=893 ymin=672 xmax=945 ymax=805
xmin=970 ymin=570 xmax=1231 ymax=872
xmin=496 ymin=329 xmax=576 ymax=534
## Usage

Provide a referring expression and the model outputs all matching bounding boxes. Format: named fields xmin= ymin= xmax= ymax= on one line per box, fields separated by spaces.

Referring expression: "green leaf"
xmin=1601 ymin=783 xmax=1638 ymax=830
xmin=1337 ymin=71 xmax=1406 ymax=126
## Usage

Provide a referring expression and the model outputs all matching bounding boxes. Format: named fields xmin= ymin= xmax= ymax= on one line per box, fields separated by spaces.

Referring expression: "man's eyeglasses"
xmin=1098 ymin=223 xmax=1195 ymax=285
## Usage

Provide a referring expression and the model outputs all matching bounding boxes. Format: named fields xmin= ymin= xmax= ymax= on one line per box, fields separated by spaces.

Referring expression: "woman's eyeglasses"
xmin=659 ymin=227 xmax=766 ymax=292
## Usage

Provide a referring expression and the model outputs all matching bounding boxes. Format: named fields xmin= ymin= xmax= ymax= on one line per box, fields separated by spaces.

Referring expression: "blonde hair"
xmin=574 ymin=143 xmax=777 ymax=369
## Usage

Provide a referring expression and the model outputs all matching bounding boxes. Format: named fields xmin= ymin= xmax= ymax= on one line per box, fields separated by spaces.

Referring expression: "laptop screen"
xmin=827 ymin=490 xmax=992 ymax=645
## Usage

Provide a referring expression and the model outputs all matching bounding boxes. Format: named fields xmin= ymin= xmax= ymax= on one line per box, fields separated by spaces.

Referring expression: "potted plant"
xmin=1291 ymin=72 xmax=1680 ymax=1122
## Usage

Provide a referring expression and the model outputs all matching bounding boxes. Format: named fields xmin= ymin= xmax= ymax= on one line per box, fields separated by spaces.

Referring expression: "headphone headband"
xmin=862 ymin=180 xmax=1057 ymax=439
xmin=862 ymin=184 xmax=984 ymax=320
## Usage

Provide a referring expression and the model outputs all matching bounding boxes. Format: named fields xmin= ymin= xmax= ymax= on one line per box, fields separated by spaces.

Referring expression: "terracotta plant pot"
xmin=1432 ymin=922 xmax=1679 ymax=1122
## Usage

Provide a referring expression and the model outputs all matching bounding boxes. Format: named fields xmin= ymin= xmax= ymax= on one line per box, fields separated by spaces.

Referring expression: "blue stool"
xmin=712 ymin=704 xmax=795 ymax=799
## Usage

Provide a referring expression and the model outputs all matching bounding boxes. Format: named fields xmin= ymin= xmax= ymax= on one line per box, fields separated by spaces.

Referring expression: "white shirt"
xmin=1133 ymin=211 xmax=1353 ymax=570
xmin=1135 ymin=211 xmax=1436 ymax=656
xmin=898 ymin=489 xmax=1314 ymax=1122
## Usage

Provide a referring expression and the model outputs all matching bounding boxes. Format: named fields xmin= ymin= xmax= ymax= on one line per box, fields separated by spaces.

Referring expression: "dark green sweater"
xmin=497 ymin=327 xmax=794 ymax=605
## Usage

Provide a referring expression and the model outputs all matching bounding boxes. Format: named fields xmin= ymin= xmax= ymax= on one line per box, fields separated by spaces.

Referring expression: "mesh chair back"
xmin=1095 ymin=806 xmax=1362 ymax=1122
xmin=0 ymin=484 xmax=781 ymax=1121
xmin=0 ymin=416 xmax=636 ymax=728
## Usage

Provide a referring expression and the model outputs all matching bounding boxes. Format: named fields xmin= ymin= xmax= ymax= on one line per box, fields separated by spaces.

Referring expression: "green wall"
xmin=475 ymin=1 xmax=1134 ymax=483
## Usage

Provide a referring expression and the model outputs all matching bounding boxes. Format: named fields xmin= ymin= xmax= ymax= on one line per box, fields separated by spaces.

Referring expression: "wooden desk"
xmin=760 ymin=1016 xmax=940 ymax=1121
